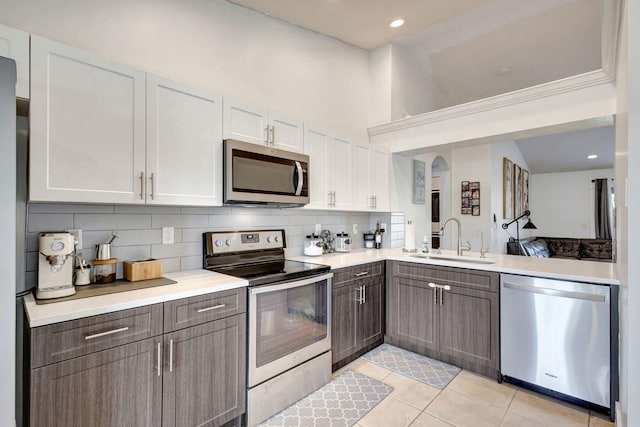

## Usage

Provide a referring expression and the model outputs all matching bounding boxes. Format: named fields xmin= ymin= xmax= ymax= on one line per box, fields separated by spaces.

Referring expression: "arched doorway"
xmin=431 ymin=156 xmax=450 ymax=249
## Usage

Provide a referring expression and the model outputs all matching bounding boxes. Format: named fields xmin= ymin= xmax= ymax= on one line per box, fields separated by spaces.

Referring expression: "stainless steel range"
xmin=203 ymin=229 xmax=333 ymax=427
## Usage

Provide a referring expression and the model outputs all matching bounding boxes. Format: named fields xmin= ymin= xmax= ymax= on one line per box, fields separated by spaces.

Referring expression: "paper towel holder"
xmin=402 ymin=220 xmax=419 ymax=253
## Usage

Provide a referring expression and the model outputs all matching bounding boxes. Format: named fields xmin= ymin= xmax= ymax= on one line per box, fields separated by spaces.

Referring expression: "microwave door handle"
xmin=294 ymin=161 xmax=304 ymax=196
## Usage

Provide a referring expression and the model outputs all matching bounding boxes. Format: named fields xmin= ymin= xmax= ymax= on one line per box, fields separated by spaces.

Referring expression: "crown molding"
xmin=368 ymin=70 xmax=613 ymax=138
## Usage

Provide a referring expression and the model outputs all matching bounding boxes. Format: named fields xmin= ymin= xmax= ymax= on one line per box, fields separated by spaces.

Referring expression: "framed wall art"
xmin=413 ymin=160 xmax=425 ymax=204
xmin=461 ymin=181 xmax=480 ymax=215
xmin=514 ymin=164 xmax=522 ymax=217
xmin=503 ymin=158 xmax=513 ymax=219
xmin=522 ymin=168 xmax=530 ymax=213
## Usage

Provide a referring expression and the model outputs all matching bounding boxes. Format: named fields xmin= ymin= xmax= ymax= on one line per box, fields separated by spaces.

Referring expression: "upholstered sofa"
xmin=517 ymin=237 xmax=613 ymax=262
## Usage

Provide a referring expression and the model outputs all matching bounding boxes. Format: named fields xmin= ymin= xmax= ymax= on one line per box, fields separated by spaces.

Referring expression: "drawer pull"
xmin=354 ymin=272 xmax=369 ymax=277
xmin=84 ymin=326 xmax=129 ymax=340
xmin=428 ymin=282 xmax=451 ymax=291
xmin=197 ymin=304 xmax=226 ymax=313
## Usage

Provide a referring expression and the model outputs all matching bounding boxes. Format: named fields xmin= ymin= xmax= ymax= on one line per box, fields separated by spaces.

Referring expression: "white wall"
xmin=0 ymin=0 xmax=370 ymax=141
xmin=616 ymin=1 xmax=640 ymax=425
xmin=0 ymin=57 xmax=16 ymax=426
xmin=390 ymin=43 xmax=432 ymax=121
xmin=530 ymin=169 xmax=614 ymax=238
xmin=368 ymin=44 xmax=393 ymax=127
xmin=449 ymin=144 xmax=493 ymax=252
xmin=389 ymin=151 xmax=453 ymax=251
xmin=491 ymin=141 xmax=530 ymax=253
xmin=390 ymin=154 xmax=428 ymax=249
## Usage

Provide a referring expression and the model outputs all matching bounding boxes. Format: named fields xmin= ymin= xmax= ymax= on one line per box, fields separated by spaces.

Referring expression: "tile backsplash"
xmin=25 ymin=203 xmax=390 ymax=289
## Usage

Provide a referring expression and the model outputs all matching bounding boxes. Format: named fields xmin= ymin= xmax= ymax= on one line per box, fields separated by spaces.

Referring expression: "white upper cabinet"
xmin=30 ymin=37 xmax=224 ymax=206
xmin=370 ymin=147 xmax=390 ymax=211
xmin=146 ymin=75 xmax=223 ymax=206
xmin=0 ymin=24 xmax=29 ymax=99
xmin=223 ymin=99 xmax=304 ymax=152
xmin=304 ymin=128 xmax=331 ymax=208
xmin=351 ymin=142 xmax=390 ymax=211
xmin=223 ymin=99 xmax=269 ymax=146
xmin=30 ymin=36 xmax=146 ymax=204
xmin=303 ymin=128 xmax=352 ymax=210
xmin=352 ymin=142 xmax=372 ymax=211
xmin=331 ymin=136 xmax=353 ymax=209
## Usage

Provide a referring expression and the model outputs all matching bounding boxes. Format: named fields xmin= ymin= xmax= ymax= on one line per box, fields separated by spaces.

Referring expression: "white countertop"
xmin=290 ymin=248 xmax=619 ymax=285
xmin=24 ymin=269 xmax=248 ymax=327
xmin=26 ymin=249 xmax=618 ymax=328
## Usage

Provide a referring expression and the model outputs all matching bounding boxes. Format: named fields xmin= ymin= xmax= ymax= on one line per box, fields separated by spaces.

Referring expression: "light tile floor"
xmin=334 ymin=359 xmax=614 ymax=427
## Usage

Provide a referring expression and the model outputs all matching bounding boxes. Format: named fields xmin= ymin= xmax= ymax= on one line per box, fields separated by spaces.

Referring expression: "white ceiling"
xmin=226 ymin=0 xmax=496 ymax=50
xmin=515 ymin=126 xmax=615 ymax=174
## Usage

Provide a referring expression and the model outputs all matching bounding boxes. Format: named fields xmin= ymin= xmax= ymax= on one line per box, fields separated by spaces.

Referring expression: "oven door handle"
xmin=294 ymin=161 xmax=304 ymax=196
xmin=249 ymin=272 xmax=334 ymax=295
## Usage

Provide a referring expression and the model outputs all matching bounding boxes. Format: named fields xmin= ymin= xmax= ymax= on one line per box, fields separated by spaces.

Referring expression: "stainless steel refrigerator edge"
xmin=501 ymin=274 xmax=611 ymax=408
xmin=0 ymin=56 xmax=17 ymax=426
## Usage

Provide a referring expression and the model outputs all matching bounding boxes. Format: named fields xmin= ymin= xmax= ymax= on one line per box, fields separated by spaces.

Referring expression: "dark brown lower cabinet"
xmin=163 ymin=315 xmax=246 ymax=427
xmin=30 ymin=339 xmax=162 ymax=427
xmin=331 ymin=261 xmax=384 ymax=370
xmin=29 ymin=289 xmax=247 ymax=427
xmin=386 ymin=261 xmax=500 ymax=379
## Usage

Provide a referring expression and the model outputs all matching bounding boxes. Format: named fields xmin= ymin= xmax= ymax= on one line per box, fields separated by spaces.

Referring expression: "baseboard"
xmin=331 ymin=338 xmax=384 ymax=372
xmin=615 ymin=401 xmax=623 ymax=427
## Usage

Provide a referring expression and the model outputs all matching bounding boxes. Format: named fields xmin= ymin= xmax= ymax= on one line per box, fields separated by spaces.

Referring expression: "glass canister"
xmin=335 ymin=232 xmax=351 ymax=252
xmin=92 ymin=258 xmax=118 ymax=284
xmin=363 ymin=232 xmax=375 ymax=249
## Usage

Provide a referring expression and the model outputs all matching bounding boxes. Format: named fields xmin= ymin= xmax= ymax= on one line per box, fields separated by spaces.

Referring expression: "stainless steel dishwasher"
xmin=501 ymin=274 xmax=610 ymax=408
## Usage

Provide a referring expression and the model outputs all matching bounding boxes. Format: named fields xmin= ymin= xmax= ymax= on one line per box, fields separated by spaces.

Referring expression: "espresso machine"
xmin=37 ymin=232 xmax=76 ymax=299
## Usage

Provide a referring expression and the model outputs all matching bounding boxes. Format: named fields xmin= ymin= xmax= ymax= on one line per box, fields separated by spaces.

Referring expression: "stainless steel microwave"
xmin=223 ymin=139 xmax=310 ymax=207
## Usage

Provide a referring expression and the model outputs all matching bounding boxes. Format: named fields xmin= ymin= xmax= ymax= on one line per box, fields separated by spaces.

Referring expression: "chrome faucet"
xmin=439 ymin=217 xmax=471 ymax=256
xmin=480 ymin=231 xmax=489 ymax=258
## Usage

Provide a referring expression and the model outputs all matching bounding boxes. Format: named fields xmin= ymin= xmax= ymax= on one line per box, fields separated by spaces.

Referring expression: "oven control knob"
xmin=214 ymin=239 xmax=223 ymax=247
xmin=274 ymin=235 xmax=280 ymax=243
xmin=267 ymin=236 xmax=273 ymax=243
xmin=225 ymin=239 xmax=232 ymax=246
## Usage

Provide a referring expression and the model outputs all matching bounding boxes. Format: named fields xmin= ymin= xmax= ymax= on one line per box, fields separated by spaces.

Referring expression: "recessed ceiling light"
xmin=587 ymin=154 xmax=598 ymax=159
xmin=497 ymin=67 xmax=513 ymax=75
xmin=389 ymin=19 xmax=405 ymax=28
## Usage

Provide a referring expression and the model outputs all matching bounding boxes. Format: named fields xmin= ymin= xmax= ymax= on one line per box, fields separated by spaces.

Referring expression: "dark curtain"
xmin=594 ymin=178 xmax=612 ymax=239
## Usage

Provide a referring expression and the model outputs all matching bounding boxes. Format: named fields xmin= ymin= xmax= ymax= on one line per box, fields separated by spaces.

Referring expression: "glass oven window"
xmin=255 ymin=280 xmax=328 ymax=367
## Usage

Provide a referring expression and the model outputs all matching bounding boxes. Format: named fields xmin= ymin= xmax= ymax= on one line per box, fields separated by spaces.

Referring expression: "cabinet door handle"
xmin=264 ymin=126 xmax=270 ymax=145
xmin=428 ymin=282 xmax=438 ymax=304
xmin=357 ymin=286 xmax=363 ymax=304
xmin=332 ymin=191 xmax=336 ymax=207
xmin=354 ymin=271 xmax=369 ymax=277
xmin=440 ymin=288 xmax=444 ymax=306
xmin=156 ymin=342 xmax=162 ymax=377
xmin=428 ymin=282 xmax=451 ymax=291
xmin=139 ymin=172 xmax=144 ymax=200
xmin=84 ymin=326 xmax=129 ymax=340
xmin=149 ymin=172 xmax=154 ymax=200
xmin=362 ymin=284 xmax=366 ymax=303
xmin=270 ymin=125 xmax=275 ymax=145
xmin=169 ymin=339 xmax=174 ymax=372
xmin=197 ymin=304 xmax=226 ymax=313
xmin=374 ymin=195 xmax=377 ymax=209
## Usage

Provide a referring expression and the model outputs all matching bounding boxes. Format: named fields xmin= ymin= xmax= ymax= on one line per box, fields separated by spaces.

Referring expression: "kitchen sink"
xmin=408 ymin=253 xmax=498 ymax=264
